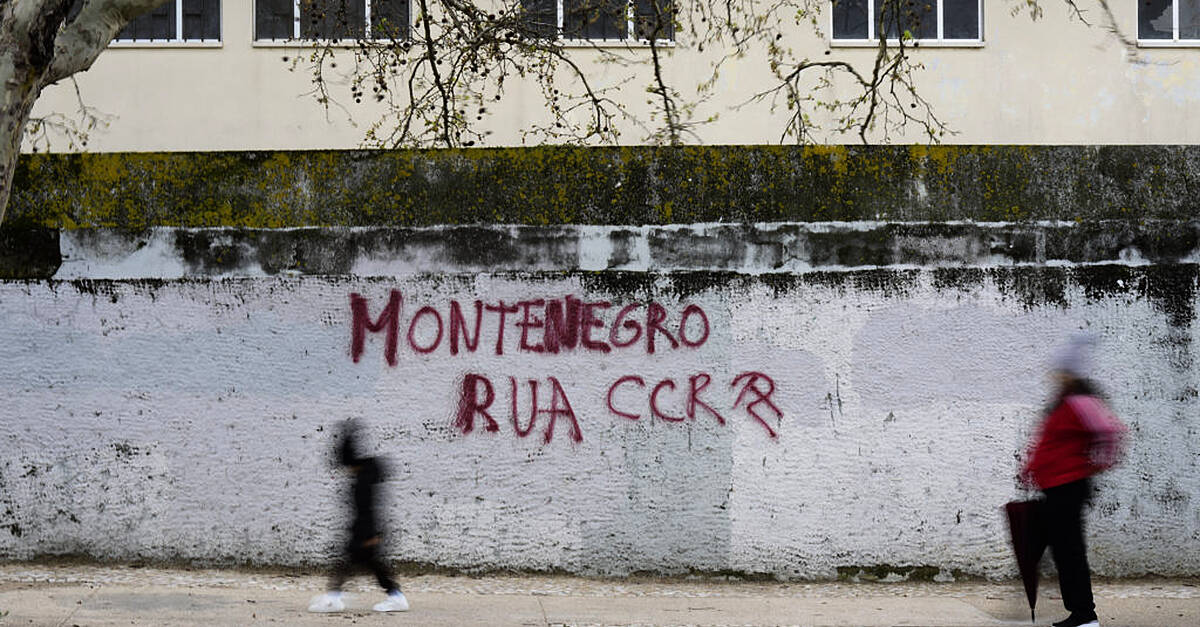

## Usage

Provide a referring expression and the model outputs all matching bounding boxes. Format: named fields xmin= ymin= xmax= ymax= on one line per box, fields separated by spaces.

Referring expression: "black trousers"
xmin=1043 ymin=478 xmax=1095 ymax=617
xmin=330 ymin=537 xmax=399 ymax=594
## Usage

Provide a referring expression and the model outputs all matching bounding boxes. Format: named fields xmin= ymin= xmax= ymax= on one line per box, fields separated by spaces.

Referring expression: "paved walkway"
xmin=0 ymin=564 xmax=1196 ymax=626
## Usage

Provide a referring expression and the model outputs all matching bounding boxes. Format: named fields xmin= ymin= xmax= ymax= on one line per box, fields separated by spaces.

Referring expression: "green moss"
xmin=9 ymin=146 xmax=1200 ymax=229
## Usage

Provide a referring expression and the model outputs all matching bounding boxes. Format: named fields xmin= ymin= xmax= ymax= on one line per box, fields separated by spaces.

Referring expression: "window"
xmin=831 ymin=0 xmax=980 ymax=42
xmin=116 ymin=0 xmax=220 ymax=42
xmin=255 ymin=0 xmax=408 ymax=40
xmin=521 ymin=0 xmax=675 ymax=41
xmin=1139 ymin=0 xmax=1200 ymax=42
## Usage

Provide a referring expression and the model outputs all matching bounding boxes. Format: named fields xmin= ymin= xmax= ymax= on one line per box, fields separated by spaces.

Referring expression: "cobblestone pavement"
xmin=0 ymin=564 xmax=1196 ymax=627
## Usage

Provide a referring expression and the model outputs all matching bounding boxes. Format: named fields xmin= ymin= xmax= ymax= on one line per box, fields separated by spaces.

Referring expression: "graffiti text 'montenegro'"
xmin=350 ymin=290 xmax=710 ymax=365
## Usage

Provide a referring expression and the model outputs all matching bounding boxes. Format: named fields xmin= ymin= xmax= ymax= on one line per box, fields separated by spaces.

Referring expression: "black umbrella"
xmin=1005 ymin=499 xmax=1048 ymax=623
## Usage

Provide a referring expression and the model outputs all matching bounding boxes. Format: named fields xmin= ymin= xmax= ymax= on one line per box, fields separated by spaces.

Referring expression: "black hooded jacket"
xmin=350 ymin=456 xmax=384 ymax=541
xmin=338 ymin=421 xmax=385 ymax=542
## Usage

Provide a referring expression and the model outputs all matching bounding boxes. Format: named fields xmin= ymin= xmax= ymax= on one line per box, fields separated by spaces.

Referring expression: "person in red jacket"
xmin=1022 ymin=334 xmax=1126 ymax=627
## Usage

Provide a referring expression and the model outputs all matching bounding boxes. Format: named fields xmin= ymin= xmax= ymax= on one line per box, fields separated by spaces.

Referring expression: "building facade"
xmin=24 ymin=1 xmax=1200 ymax=152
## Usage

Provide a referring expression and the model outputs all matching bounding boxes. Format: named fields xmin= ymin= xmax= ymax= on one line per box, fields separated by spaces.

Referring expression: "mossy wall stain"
xmin=836 ymin=564 xmax=959 ymax=582
xmin=10 ymin=146 xmax=1200 ymax=229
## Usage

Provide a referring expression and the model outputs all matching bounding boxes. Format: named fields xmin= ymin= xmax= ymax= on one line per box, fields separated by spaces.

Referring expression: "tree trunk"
xmin=0 ymin=0 xmax=171 ymax=226
xmin=0 ymin=48 xmax=39 ymax=227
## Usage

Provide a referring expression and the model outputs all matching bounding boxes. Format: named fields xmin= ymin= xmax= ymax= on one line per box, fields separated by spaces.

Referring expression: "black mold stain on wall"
xmin=175 ymin=230 xmax=251 ymax=275
xmin=606 ymin=230 xmax=640 ymax=267
xmin=1071 ymin=264 xmax=1198 ymax=327
xmin=930 ymin=267 xmax=988 ymax=292
xmin=172 ymin=227 xmax=583 ymax=277
xmin=989 ymin=267 xmax=1070 ymax=310
xmin=930 ymin=264 xmax=1197 ymax=328
xmin=1140 ymin=264 xmax=1198 ymax=327
xmin=578 ymin=272 xmax=661 ymax=300
xmin=8 ymin=222 xmax=1199 ymax=281
xmin=648 ymin=229 xmax=747 ymax=269
xmin=0 ymin=226 xmax=61 ymax=279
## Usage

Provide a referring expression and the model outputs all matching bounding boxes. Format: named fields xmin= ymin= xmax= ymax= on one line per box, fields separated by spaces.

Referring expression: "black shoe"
xmin=1051 ymin=613 xmax=1099 ymax=627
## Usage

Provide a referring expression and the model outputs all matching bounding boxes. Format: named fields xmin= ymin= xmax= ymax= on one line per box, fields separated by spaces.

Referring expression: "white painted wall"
xmin=24 ymin=2 xmax=1200 ymax=150
xmin=2 ymin=244 xmax=1197 ymax=578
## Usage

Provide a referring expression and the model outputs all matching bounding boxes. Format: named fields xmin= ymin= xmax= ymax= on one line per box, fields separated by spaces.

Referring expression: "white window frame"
xmin=829 ymin=0 xmax=984 ymax=48
xmin=253 ymin=0 xmax=405 ymax=45
xmin=111 ymin=0 xmax=222 ymax=47
xmin=554 ymin=0 xmax=676 ymax=46
xmin=1138 ymin=0 xmax=1200 ymax=46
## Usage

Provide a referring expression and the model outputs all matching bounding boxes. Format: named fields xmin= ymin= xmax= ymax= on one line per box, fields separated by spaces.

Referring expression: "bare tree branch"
xmin=45 ymin=0 xmax=167 ymax=86
xmin=416 ymin=0 xmax=455 ymax=145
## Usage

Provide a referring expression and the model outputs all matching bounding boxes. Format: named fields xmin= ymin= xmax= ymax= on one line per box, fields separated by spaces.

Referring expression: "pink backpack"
xmin=1065 ymin=395 xmax=1128 ymax=470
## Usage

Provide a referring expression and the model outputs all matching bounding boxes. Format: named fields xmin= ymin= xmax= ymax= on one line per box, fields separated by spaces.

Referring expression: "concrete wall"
xmin=23 ymin=2 xmax=1200 ymax=150
xmin=2 ymin=223 xmax=1198 ymax=579
xmin=10 ymin=146 xmax=1200 ymax=231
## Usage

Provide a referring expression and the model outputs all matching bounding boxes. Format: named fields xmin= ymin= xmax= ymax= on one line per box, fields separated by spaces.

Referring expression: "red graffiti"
xmin=679 ymin=305 xmax=710 ymax=348
xmin=456 ymin=371 xmax=780 ymax=442
xmin=515 ymin=300 xmax=546 ymax=352
xmin=540 ymin=376 xmax=583 ymax=444
xmin=455 ymin=374 xmax=500 ymax=434
xmin=650 ymin=379 xmax=686 ymax=422
xmin=455 ymin=374 xmax=582 ymax=444
xmin=350 ymin=290 xmax=401 ymax=366
xmin=543 ymin=296 xmax=581 ymax=353
xmin=607 ymin=375 xmax=645 ymax=420
xmin=348 ymin=291 xmax=711 ymax=361
xmin=687 ymin=373 xmax=725 ymax=425
xmin=579 ymin=301 xmax=612 ymax=352
xmin=607 ymin=372 xmax=767 ymax=433
xmin=509 ymin=377 xmax=537 ymax=437
xmin=731 ymin=372 xmax=782 ymax=439
xmin=407 ymin=306 xmax=443 ymax=354
xmin=349 ymin=292 xmax=784 ymax=444
xmin=449 ymin=300 xmax=482 ymax=355
xmin=483 ymin=301 xmax=518 ymax=355
xmin=609 ymin=304 xmax=643 ymax=348
xmin=645 ymin=302 xmax=679 ymax=354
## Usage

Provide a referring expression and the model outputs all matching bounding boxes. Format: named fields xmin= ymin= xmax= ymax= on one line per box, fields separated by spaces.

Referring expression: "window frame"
xmin=110 ymin=0 xmax=222 ymax=47
xmin=252 ymin=0 xmax=408 ymax=45
xmin=548 ymin=0 xmax=677 ymax=46
xmin=1137 ymin=0 xmax=1200 ymax=46
xmin=828 ymin=0 xmax=984 ymax=48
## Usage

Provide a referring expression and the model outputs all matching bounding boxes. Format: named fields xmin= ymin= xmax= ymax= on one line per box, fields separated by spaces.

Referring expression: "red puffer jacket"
xmin=1023 ymin=395 xmax=1127 ymax=490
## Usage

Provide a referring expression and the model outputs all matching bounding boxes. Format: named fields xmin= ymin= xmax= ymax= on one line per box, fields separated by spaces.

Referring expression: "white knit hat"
xmin=1052 ymin=332 xmax=1095 ymax=378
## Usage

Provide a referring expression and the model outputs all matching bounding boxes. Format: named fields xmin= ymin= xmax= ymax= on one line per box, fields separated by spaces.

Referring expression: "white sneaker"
xmin=373 ymin=591 xmax=409 ymax=612
xmin=307 ymin=592 xmax=345 ymax=612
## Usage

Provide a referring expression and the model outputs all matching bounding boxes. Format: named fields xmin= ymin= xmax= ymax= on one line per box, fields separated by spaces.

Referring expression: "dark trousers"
xmin=330 ymin=538 xmax=399 ymax=594
xmin=1043 ymin=478 xmax=1095 ymax=618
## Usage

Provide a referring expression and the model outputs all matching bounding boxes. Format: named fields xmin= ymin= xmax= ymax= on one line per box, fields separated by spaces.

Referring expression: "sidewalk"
xmin=0 ymin=564 xmax=1196 ymax=627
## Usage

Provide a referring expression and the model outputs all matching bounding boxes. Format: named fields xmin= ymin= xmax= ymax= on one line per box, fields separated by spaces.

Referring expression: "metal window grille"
xmin=117 ymin=0 xmax=220 ymax=42
xmin=831 ymin=0 xmax=981 ymax=42
xmin=256 ymin=0 xmax=408 ymax=40
xmin=521 ymin=0 xmax=673 ymax=41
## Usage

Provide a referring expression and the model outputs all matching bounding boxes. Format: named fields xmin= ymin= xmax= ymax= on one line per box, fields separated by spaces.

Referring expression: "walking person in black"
xmin=308 ymin=419 xmax=409 ymax=613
